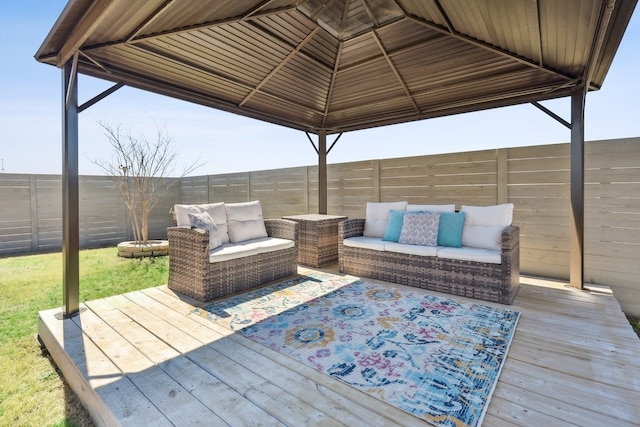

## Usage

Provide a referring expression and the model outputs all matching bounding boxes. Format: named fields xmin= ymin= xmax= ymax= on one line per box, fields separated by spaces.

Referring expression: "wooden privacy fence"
xmin=1 ymin=137 xmax=638 ymax=314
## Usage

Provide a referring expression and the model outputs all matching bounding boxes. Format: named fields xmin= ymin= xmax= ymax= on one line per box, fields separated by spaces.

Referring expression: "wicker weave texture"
xmin=338 ymin=220 xmax=520 ymax=305
xmin=167 ymin=219 xmax=298 ymax=302
xmin=283 ymin=214 xmax=347 ymax=267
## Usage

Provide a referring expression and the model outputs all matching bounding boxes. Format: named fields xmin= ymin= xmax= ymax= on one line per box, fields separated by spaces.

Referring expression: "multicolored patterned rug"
xmin=192 ymin=272 xmax=520 ymax=427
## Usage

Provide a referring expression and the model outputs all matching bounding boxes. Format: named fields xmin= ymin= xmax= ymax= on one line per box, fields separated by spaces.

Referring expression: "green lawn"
xmin=628 ymin=316 xmax=640 ymax=339
xmin=0 ymin=248 xmax=169 ymax=427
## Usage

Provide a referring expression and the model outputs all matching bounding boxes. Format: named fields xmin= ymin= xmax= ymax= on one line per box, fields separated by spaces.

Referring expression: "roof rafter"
xmin=129 ymin=4 xmax=299 ymax=45
xmin=240 ymin=27 xmax=323 ymax=107
xmin=321 ymin=42 xmax=344 ymax=128
xmin=75 ymin=57 xmax=321 ymax=132
xmin=532 ymin=0 xmax=544 ymax=68
xmin=583 ymin=0 xmax=616 ymax=88
xmin=125 ymin=0 xmax=175 ymax=43
xmin=128 ymin=43 xmax=326 ymax=117
xmin=371 ymin=30 xmax=420 ymax=113
xmin=35 ymin=4 xmax=302 ymax=61
xmin=406 ymin=15 xmax=576 ymax=83
xmin=55 ymin=0 xmax=119 ymax=66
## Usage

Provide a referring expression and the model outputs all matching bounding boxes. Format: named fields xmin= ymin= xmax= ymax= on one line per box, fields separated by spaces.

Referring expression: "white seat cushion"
xmin=208 ymin=237 xmax=294 ymax=263
xmin=460 ymin=204 xmax=513 ymax=250
xmin=384 ymin=242 xmax=439 ymax=257
xmin=363 ymin=201 xmax=408 ymax=238
xmin=342 ymin=236 xmax=386 ymax=251
xmin=436 ymin=247 xmax=501 ymax=264
xmin=243 ymin=237 xmax=295 ymax=254
xmin=209 ymin=243 xmax=260 ymax=263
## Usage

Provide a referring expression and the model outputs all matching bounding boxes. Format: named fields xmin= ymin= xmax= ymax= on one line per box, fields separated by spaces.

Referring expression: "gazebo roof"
xmin=35 ymin=0 xmax=636 ymax=135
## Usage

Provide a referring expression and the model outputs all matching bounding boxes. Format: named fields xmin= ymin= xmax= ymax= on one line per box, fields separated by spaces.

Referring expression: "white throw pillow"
xmin=363 ymin=201 xmax=408 ymax=238
xmin=460 ymin=203 xmax=514 ymax=250
xmin=225 ymin=200 xmax=268 ymax=243
xmin=188 ymin=211 xmax=223 ymax=250
xmin=406 ymin=204 xmax=456 ymax=212
xmin=173 ymin=202 xmax=230 ymax=243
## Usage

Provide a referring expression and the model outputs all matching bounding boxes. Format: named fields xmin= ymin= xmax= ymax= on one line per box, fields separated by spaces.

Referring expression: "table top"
xmin=282 ymin=214 xmax=347 ymax=221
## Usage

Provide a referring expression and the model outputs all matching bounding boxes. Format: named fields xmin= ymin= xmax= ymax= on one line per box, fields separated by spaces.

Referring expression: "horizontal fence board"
xmin=508 ymin=143 xmax=570 ymax=158
xmin=508 ymin=170 xmax=571 ymax=185
xmin=508 ymin=157 xmax=570 ymax=172
xmin=508 ymin=184 xmax=570 ymax=198
xmin=585 ymin=254 xmax=640 ymax=277
xmin=381 ymin=174 xmax=497 ymax=186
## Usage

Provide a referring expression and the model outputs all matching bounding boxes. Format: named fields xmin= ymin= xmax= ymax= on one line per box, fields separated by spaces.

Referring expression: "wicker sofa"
xmin=167 ymin=201 xmax=298 ymax=302
xmin=338 ymin=202 xmax=520 ymax=304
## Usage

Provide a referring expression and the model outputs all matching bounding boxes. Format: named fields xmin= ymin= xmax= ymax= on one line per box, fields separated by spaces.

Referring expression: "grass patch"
xmin=0 ymin=248 xmax=168 ymax=426
xmin=627 ymin=315 xmax=640 ymax=339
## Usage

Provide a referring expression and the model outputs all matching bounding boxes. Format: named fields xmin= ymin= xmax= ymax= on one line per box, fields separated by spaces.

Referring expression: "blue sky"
xmin=1 ymin=2 xmax=638 ymax=176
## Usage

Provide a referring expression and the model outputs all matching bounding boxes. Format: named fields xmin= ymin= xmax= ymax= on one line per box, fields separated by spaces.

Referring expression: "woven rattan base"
xmin=338 ymin=219 xmax=519 ymax=305
xmin=167 ymin=219 xmax=298 ymax=302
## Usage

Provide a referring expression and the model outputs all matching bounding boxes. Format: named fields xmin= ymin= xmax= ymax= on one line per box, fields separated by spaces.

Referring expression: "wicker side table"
xmin=282 ymin=214 xmax=348 ymax=267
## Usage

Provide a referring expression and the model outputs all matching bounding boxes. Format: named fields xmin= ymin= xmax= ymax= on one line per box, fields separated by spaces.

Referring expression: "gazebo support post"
xmin=62 ymin=58 xmax=80 ymax=317
xmin=318 ymin=130 xmax=327 ymax=214
xmin=569 ymin=83 xmax=586 ymax=289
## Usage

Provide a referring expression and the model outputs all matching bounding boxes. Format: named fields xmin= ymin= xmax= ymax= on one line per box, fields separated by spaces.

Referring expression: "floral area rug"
xmin=192 ymin=272 xmax=520 ymax=427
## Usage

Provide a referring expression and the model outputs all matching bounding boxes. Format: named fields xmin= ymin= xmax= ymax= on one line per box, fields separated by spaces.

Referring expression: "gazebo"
xmin=35 ymin=0 xmax=637 ymax=317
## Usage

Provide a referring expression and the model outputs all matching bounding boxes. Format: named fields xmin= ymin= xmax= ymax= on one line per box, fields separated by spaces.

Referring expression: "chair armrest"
xmin=339 ymin=218 xmax=365 ymax=241
xmin=168 ymin=226 xmax=209 ymax=249
xmin=501 ymin=225 xmax=520 ymax=252
xmin=264 ymin=219 xmax=298 ymax=242
xmin=167 ymin=227 xmax=209 ymax=279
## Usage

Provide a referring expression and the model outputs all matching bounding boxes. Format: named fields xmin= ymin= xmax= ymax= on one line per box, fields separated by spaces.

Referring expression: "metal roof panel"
xmin=36 ymin=0 xmax=637 ymax=134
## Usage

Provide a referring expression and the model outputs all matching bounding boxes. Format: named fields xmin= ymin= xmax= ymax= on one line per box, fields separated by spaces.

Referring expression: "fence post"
xmin=497 ymin=148 xmax=508 ymax=204
xmin=372 ymin=160 xmax=380 ymax=202
xmin=246 ymin=172 xmax=251 ymax=202
xmin=304 ymin=166 xmax=309 ymax=214
xmin=29 ymin=175 xmax=39 ymax=251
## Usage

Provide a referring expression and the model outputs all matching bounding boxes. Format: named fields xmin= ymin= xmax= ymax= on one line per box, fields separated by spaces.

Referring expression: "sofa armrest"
xmin=339 ymin=218 xmax=365 ymax=241
xmin=264 ymin=218 xmax=298 ymax=242
xmin=167 ymin=226 xmax=210 ymax=257
xmin=501 ymin=225 xmax=520 ymax=252
xmin=167 ymin=227 xmax=210 ymax=296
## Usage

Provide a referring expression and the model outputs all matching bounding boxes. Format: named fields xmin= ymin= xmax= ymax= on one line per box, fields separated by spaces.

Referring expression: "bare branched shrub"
xmin=93 ymin=122 xmax=203 ymax=244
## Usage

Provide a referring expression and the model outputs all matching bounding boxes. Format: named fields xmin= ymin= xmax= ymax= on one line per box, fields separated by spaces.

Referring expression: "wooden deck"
xmin=38 ymin=267 xmax=640 ymax=426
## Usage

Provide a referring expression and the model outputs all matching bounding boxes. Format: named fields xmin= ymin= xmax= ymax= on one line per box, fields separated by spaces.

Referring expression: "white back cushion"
xmin=363 ymin=201 xmax=408 ymax=238
xmin=174 ymin=202 xmax=229 ymax=243
xmin=406 ymin=204 xmax=456 ymax=212
xmin=460 ymin=203 xmax=514 ymax=250
xmin=225 ymin=200 xmax=268 ymax=243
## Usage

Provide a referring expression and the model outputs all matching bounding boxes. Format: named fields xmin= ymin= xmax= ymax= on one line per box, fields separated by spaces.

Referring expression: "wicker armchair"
xmin=167 ymin=219 xmax=298 ymax=302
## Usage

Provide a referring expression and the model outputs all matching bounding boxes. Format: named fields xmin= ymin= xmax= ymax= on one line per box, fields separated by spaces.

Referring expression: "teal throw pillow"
xmin=382 ymin=210 xmax=405 ymax=242
xmin=437 ymin=212 xmax=465 ymax=247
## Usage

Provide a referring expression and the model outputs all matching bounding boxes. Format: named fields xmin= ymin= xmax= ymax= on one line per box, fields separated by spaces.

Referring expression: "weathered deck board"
xmin=38 ymin=269 xmax=640 ymax=426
